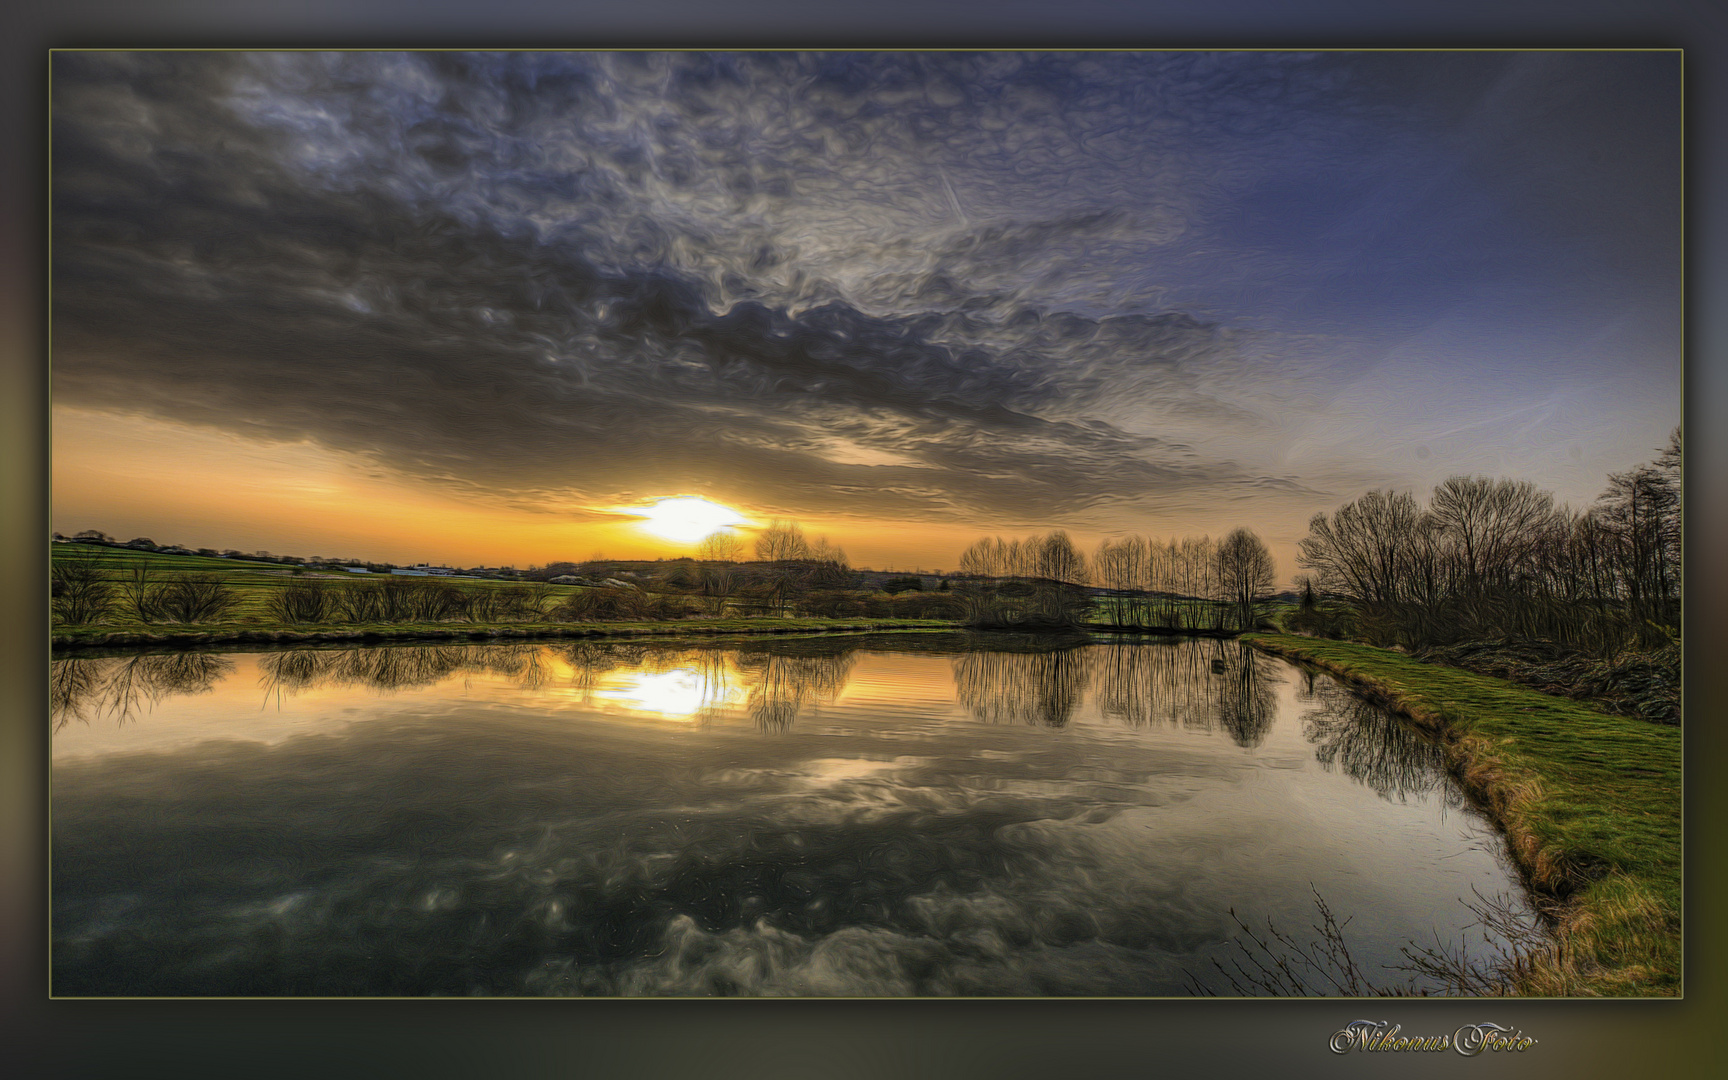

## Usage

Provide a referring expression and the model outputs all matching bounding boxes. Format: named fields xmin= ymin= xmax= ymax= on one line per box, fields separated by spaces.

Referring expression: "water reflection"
xmin=258 ymin=644 xmax=555 ymax=698
xmin=956 ymin=639 xmax=1277 ymax=744
xmin=51 ymin=652 xmax=235 ymax=731
xmin=253 ymin=641 xmax=857 ymax=731
xmin=952 ymin=649 xmax=1088 ymax=727
xmin=590 ymin=652 xmax=737 ymax=723
xmin=1110 ymin=640 xmax=1275 ymax=746
xmin=1299 ymin=674 xmax=1460 ymax=806
xmin=557 ymin=642 xmax=657 ymax=692
xmin=57 ymin=636 xmax=1290 ymax=742
xmin=51 ymin=637 xmax=1529 ymax=996
xmin=736 ymin=652 xmax=856 ymax=732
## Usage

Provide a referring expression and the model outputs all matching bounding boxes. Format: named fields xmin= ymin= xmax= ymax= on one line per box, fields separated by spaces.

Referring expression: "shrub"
xmin=121 ymin=566 xmax=165 ymax=624
xmin=269 ymin=579 xmax=333 ymax=624
xmin=51 ymin=554 xmax=114 ymax=625
xmin=156 ymin=574 xmax=238 ymax=623
xmin=495 ymin=582 xmax=554 ymax=621
xmin=958 ymin=581 xmax=1090 ymax=630
xmin=553 ymin=586 xmax=652 ymax=622
xmin=890 ymin=592 xmax=965 ymax=619
xmin=333 ymin=584 xmax=382 ymax=623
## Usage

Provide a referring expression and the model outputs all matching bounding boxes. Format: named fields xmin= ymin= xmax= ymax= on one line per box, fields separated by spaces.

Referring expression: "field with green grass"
xmin=1244 ymin=632 xmax=1680 ymax=997
xmin=49 ymin=543 xmax=959 ymax=647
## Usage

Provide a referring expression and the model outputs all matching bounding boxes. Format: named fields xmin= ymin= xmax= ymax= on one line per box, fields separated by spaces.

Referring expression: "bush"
xmin=269 ymin=579 xmax=333 ymax=624
xmin=553 ymin=586 xmax=652 ymax=622
xmin=155 ymin=574 xmax=238 ymax=623
xmin=797 ymin=590 xmax=874 ymax=618
xmin=958 ymin=581 xmax=1090 ymax=630
xmin=51 ymin=554 xmax=114 ymax=625
xmin=495 ymin=583 xmax=554 ymax=621
xmin=889 ymin=592 xmax=966 ymax=619
xmin=333 ymin=583 xmax=382 ymax=623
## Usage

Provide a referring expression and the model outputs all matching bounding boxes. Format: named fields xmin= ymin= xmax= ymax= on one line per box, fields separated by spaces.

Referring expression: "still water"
xmin=51 ymin=634 xmax=1532 ymax=996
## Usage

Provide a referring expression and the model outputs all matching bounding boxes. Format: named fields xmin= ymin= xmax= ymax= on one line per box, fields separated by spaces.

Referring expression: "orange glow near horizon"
xmin=50 ymin=407 xmax=994 ymax=571
xmin=52 ymin=406 xmax=1309 ymax=578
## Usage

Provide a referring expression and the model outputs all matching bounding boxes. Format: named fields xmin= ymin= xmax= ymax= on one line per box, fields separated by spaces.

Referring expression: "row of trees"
xmin=1091 ymin=530 xmax=1276 ymax=632
xmin=51 ymin=518 xmax=935 ymax=627
xmin=955 ymin=527 xmax=1277 ymax=632
xmin=1294 ymin=430 xmax=1680 ymax=654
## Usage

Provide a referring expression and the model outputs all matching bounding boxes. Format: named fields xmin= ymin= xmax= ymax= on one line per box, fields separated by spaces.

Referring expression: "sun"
xmin=629 ymin=496 xmax=750 ymax=544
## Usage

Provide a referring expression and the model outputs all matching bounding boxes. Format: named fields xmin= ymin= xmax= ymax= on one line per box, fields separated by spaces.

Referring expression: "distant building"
xmin=342 ymin=566 xmax=371 ymax=574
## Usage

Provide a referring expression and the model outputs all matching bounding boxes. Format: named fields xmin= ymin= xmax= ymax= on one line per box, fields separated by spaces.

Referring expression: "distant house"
xmin=342 ymin=566 xmax=371 ymax=574
xmin=389 ymin=568 xmax=428 ymax=576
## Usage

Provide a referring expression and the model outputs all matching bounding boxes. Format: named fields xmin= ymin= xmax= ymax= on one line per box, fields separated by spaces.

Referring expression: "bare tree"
xmin=1216 ymin=527 xmax=1276 ymax=632
xmin=754 ymin=519 xmax=810 ymax=562
xmin=698 ymin=530 xmax=744 ymax=563
xmin=692 ymin=531 xmax=744 ymax=615
xmin=1429 ymin=476 xmax=1555 ymax=595
xmin=1297 ymin=490 xmax=1423 ymax=607
xmin=754 ymin=518 xmax=812 ymax=615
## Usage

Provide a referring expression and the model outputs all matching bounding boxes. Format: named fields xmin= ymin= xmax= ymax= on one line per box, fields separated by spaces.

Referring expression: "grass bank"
xmin=1243 ymin=633 xmax=1679 ymax=996
xmin=50 ymin=617 xmax=960 ymax=651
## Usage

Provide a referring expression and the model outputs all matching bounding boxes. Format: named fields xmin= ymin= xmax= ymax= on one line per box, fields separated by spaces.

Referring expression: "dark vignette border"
xmin=4 ymin=4 xmax=1722 ymax=1079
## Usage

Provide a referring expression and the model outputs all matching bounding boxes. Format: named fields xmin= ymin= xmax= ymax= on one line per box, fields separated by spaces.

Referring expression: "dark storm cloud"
xmin=53 ymin=50 xmax=1315 ymax=524
xmin=51 ymin=51 xmax=1677 ymax=527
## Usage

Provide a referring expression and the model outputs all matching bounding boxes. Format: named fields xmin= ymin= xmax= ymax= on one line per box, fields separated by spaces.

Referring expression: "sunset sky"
xmin=50 ymin=50 xmax=1680 ymax=576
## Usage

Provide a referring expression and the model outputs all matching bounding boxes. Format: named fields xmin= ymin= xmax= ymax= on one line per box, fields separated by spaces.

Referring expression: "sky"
xmin=49 ymin=50 xmax=1681 ymax=577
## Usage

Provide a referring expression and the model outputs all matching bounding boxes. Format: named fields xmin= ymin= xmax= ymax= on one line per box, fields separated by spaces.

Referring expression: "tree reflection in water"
xmin=733 ymin=651 xmax=857 ymax=733
xmin=1090 ymin=640 xmax=1276 ymax=745
xmin=952 ymin=649 xmax=1088 ymax=728
xmin=1009 ymin=640 xmax=1279 ymax=746
xmin=1300 ymin=678 xmax=1459 ymax=806
xmin=58 ymin=642 xmax=866 ymax=736
xmin=258 ymin=644 xmax=554 ymax=700
xmin=556 ymin=642 xmax=656 ymax=693
xmin=59 ymin=640 xmax=1299 ymax=750
xmin=1215 ymin=643 xmax=1277 ymax=748
xmin=51 ymin=652 xmax=235 ymax=731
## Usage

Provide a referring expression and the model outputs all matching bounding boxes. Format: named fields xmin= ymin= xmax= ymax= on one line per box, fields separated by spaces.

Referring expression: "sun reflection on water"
xmin=590 ymin=666 xmax=741 ymax=720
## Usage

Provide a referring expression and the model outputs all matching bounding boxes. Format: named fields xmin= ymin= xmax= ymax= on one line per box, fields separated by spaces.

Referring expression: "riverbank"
xmin=1242 ymin=633 xmax=1680 ymax=996
xmin=1083 ymin=623 xmax=1240 ymax=637
xmin=50 ymin=617 xmax=960 ymax=651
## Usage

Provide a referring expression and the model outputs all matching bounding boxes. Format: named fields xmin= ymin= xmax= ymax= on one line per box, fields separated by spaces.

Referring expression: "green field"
xmin=50 ymin=543 xmax=579 ymax=623
xmin=49 ymin=543 xmax=959 ymax=646
xmin=1244 ymin=633 xmax=1680 ymax=997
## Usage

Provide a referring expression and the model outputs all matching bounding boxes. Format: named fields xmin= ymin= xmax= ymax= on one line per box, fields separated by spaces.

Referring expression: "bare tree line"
xmin=958 ymin=527 xmax=1276 ymax=633
xmin=1294 ymin=429 xmax=1681 ymax=654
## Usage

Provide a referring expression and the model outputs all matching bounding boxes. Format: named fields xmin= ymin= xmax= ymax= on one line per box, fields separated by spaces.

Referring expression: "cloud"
xmin=51 ymin=51 xmax=1677 ymax=534
xmin=53 ymin=52 xmax=1343 ymax=526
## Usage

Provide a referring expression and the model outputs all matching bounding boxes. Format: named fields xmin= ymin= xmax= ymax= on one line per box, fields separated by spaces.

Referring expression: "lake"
xmin=50 ymin=633 xmax=1536 ymax=996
